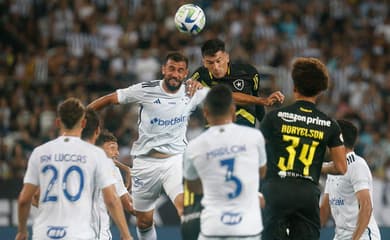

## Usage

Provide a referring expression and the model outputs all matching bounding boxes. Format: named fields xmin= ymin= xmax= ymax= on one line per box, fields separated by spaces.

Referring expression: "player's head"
xmin=57 ymin=97 xmax=85 ymax=131
xmin=201 ymin=38 xmax=229 ymax=79
xmin=161 ymin=52 xmax=189 ymax=92
xmin=337 ymin=119 xmax=358 ymax=150
xmin=96 ymin=129 xmax=119 ymax=160
xmin=81 ymin=108 xmax=100 ymax=143
xmin=203 ymin=85 xmax=235 ymax=124
xmin=292 ymin=57 xmax=329 ymax=97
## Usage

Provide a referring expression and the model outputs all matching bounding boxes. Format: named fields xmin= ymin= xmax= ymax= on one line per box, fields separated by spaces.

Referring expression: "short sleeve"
xmin=327 ymin=120 xmax=344 ymax=148
xmin=95 ymin=152 xmax=117 ymax=189
xmin=24 ymin=148 xmax=40 ymax=186
xmin=113 ymin=167 xmax=128 ymax=197
xmin=257 ymin=131 xmax=267 ymax=167
xmin=349 ymin=162 xmax=371 ymax=193
xmin=189 ymin=87 xmax=209 ymax=110
xmin=116 ymin=83 xmax=144 ymax=104
xmin=183 ymin=146 xmax=199 ymax=181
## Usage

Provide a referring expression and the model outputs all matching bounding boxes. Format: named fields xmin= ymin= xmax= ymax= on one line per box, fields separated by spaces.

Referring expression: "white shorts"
xmin=131 ymin=154 xmax=183 ymax=212
xmin=334 ymin=226 xmax=381 ymax=240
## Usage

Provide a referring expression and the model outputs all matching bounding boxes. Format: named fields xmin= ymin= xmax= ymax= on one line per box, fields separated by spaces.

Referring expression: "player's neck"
xmin=294 ymin=94 xmax=317 ymax=104
xmin=60 ymin=128 xmax=82 ymax=137
xmin=207 ymin=117 xmax=232 ymax=126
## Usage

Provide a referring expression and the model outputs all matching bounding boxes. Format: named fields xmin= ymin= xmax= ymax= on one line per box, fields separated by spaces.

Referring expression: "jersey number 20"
xmin=220 ymin=158 xmax=242 ymax=199
xmin=42 ymin=164 xmax=84 ymax=202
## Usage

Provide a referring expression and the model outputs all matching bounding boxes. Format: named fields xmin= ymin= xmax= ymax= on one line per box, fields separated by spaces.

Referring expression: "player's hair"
xmin=337 ymin=119 xmax=358 ymax=149
xmin=292 ymin=57 xmax=329 ymax=97
xmin=81 ymin=108 xmax=100 ymax=140
xmin=96 ymin=129 xmax=117 ymax=147
xmin=165 ymin=52 xmax=188 ymax=68
xmin=205 ymin=85 xmax=233 ymax=116
xmin=201 ymin=38 xmax=225 ymax=57
xmin=57 ymin=97 xmax=85 ymax=129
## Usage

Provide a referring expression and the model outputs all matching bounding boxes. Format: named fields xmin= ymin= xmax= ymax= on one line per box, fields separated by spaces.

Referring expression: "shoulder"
xmin=230 ymin=63 xmax=258 ymax=75
xmin=140 ymin=80 xmax=161 ymax=88
xmin=347 ymin=153 xmax=370 ymax=171
xmin=191 ymin=67 xmax=209 ymax=81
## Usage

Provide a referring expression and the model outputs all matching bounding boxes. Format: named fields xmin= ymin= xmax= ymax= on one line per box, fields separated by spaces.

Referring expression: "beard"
xmin=164 ymin=77 xmax=183 ymax=92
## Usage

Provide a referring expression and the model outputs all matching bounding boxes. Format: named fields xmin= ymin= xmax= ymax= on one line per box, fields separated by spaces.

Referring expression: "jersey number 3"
xmin=278 ymin=135 xmax=319 ymax=176
xmin=42 ymin=164 xmax=84 ymax=203
xmin=220 ymin=158 xmax=242 ymax=199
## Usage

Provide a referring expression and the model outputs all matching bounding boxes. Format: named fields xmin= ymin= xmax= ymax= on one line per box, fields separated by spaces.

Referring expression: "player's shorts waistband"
xmin=278 ymin=171 xmax=314 ymax=181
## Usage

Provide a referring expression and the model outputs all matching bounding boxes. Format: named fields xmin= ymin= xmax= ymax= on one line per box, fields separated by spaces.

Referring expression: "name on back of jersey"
xmin=40 ymin=153 xmax=87 ymax=163
xmin=206 ymin=145 xmax=246 ymax=160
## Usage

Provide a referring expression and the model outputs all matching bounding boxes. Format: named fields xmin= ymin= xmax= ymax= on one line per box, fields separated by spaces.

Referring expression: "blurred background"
xmin=0 ymin=0 xmax=389 ymax=239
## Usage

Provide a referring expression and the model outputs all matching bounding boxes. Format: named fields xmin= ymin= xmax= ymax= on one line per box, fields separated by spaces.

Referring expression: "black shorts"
xmin=181 ymin=194 xmax=203 ymax=240
xmin=261 ymin=178 xmax=321 ymax=240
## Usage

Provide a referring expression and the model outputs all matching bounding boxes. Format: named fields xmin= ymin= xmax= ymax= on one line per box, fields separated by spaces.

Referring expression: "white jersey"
xmin=117 ymin=80 xmax=208 ymax=156
xmin=24 ymin=136 xmax=116 ymax=240
xmin=325 ymin=152 xmax=381 ymax=240
xmin=93 ymin=165 xmax=129 ymax=240
xmin=184 ymin=123 xmax=267 ymax=237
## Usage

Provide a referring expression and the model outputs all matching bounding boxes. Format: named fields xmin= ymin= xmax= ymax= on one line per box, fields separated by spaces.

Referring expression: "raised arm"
xmin=232 ymin=91 xmax=284 ymax=106
xmin=322 ymin=146 xmax=347 ymax=175
xmin=87 ymin=92 xmax=119 ymax=111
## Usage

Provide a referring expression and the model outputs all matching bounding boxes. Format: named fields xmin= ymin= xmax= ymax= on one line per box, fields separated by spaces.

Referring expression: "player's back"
xmin=26 ymin=136 xmax=114 ymax=240
xmin=261 ymin=100 xmax=343 ymax=184
xmin=186 ymin=123 xmax=266 ymax=236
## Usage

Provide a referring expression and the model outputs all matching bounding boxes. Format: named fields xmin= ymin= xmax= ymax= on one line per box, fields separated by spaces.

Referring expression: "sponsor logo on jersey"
xmin=233 ymin=79 xmax=244 ymax=91
xmin=132 ymin=176 xmax=144 ymax=188
xmin=329 ymin=197 xmax=345 ymax=206
xmin=150 ymin=116 xmax=186 ymax=126
xmin=46 ymin=226 xmax=67 ymax=239
xmin=277 ymin=111 xmax=331 ymax=127
xmin=220 ymin=212 xmax=242 ymax=225
xmin=153 ymin=98 xmax=161 ymax=104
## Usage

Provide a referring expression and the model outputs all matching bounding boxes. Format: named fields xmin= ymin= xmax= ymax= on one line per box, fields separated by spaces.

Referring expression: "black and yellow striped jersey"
xmin=191 ymin=63 xmax=264 ymax=127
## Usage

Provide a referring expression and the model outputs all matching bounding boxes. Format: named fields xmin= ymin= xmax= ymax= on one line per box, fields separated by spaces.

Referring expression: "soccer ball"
xmin=174 ymin=4 xmax=206 ymax=35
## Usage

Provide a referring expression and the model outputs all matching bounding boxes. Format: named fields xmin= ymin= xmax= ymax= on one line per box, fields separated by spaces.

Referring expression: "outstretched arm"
xmin=232 ymin=91 xmax=284 ymax=106
xmin=322 ymin=146 xmax=347 ymax=175
xmin=88 ymin=92 xmax=119 ymax=111
xmin=114 ymin=159 xmax=132 ymax=191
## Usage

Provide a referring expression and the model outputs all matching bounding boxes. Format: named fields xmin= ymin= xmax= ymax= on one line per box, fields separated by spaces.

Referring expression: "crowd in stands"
xmin=0 ymin=0 xmax=389 ymax=225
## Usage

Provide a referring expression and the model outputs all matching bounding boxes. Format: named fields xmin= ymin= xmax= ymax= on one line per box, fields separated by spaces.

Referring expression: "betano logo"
xmin=150 ymin=116 xmax=186 ymax=126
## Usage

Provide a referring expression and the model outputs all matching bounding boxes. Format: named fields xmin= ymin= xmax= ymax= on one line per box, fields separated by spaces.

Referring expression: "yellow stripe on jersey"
xmin=184 ymin=181 xmax=195 ymax=207
xmin=192 ymin=72 xmax=200 ymax=81
xmin=299 ymin=107 xmax=313 ymax=113
xmin=236 ymin=109 xmax=255 ymax=124
xmin=253 ymin=74 xmax=259 ymax=91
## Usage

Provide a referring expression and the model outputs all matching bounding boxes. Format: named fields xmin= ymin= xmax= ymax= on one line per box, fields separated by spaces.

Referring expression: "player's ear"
xmin=80 ymin=117 xmax=86 ymax=129
xmin=225 ymin=52 xmax=230 ymax=63
xmin=55 ymin=118 xmax=61 ymax=128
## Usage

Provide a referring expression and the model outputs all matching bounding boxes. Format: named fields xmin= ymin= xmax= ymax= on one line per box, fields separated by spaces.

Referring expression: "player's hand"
xmin=185 ymin=78 xmax=203 ymax=97
xmin=15 ymin=231 xmax=28 ymax=240
xmin=265 ymin=91 xmax=285 ymax=106
xmin=128 ymin=194 xmax=136 ymax=215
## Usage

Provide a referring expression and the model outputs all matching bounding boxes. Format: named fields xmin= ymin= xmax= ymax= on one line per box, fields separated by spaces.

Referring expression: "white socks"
xmin=136 ymin=225 xmax=157 ymax=240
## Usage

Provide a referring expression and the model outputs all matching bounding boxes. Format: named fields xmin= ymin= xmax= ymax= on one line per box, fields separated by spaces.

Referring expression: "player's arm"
xmin=320 ymin=193 xmax=331 ymax=227
xmin=31 ymin=189 xmax=40 ymax=207
xmin=114 ymin=159 xmax=132 ymax=191
xmin=322 ymin=146 xmax=347 ymax=175
xmin=16 ymin=183 xmax=39 ymax=240
xmin=120 ymin=192 xmax=135 ymax=215
xmin=352 ymin=189 xmax=372 ymax=240
xmin=102 ymin=184 xmax=133 ymax=240
xmin=186 ymin=179 xmax=203 ymax=195
xmin=232 ymin=91 xmax=284 ymax=106
xmin=87 ymin=92 xmax=119 ymax=111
